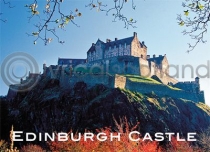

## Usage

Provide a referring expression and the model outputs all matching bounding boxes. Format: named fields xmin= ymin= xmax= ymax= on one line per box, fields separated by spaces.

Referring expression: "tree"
xmin=0 ymin=0 xmax=14 ymax=22
xmin=24 ymin=0 xmax=137 ymax=45
xmin=197 ymin=126 xmax=210 ymax=151
xmin=1 ymin=0 xmax=209 ymax=50
xmin=177 ymin=0 xmax=210 ymax=52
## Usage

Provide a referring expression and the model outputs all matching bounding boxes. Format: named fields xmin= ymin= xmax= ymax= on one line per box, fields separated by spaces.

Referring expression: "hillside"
xmin=1 ymin=75 xmax=210 ymax=147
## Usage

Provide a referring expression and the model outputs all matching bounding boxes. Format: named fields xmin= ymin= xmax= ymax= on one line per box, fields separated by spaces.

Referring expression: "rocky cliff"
xmin=1 ymin=75 xmax=210 ymax=145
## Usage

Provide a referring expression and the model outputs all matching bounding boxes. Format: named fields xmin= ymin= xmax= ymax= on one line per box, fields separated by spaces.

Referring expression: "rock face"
xmin=2 ymin=76 xmax=210 ymax=143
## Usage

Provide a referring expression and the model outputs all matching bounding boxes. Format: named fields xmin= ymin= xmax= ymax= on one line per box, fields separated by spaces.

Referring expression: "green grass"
xmin=196 ymin=102 xmax=210 ymax=116
xmin=123 ymin=74 xmax=161 ymax=84
xmin=120 ymin=88 xmax=144 ymax=102
xmin=123 ymin=74 xmax=182 ymax=91
xmin=167 ymin=85 xmax=182 ymax=91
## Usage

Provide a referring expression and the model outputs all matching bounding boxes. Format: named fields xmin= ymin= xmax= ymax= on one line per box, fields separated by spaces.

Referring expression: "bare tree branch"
xmin=0 ymin=0 xmax=15 ymax=22
xmin=86 ymin=0 xmax=137 ymax=29
xmin=24 ymin=0 xmax=137 ymax=45
xmin=2 ymin=0 xmax=14 ymax=8
xmin=177 ymin=0 xmax=210 ymax=52
xmin=25 ymin=0 xmax=82 ymax=45
xmin=0 ymin=13 xmax=7 ymax=22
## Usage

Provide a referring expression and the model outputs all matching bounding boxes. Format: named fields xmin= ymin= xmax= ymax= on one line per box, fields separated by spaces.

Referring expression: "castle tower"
xmin=43 ymin=63 xmax=47 ymax=76
xmin=195 ymin=77 xmax=200 ymax=94
xmin=131 ymin=32 xmax=147 ymax=59
xmin=195 ymin=77 xmax=200 ymax=84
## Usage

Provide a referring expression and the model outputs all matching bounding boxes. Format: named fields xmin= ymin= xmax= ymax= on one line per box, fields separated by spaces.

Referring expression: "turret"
xmin=43 ymin=63 xmax=47 ymax=76
xmin=195 ymin=77 xmax=199 ymax=84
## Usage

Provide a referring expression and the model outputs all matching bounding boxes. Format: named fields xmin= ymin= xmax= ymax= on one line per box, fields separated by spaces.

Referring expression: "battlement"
xmin=177 ymin=81 xmax=197 ymax=84
xmin=6 ymin=32 xmax=205 ymax=104
xmin=43 ymin=65 xmax=204 ymax=103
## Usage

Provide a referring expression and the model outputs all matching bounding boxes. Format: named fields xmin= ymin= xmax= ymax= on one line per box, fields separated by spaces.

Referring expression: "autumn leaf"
xmin=92 ymin=4 xmax=96 ymax=8
xmin=189 ymin=3 xmax=195 ymax=7
xmin=55 ymin=19 xmax=59 ymax=23
xmin=198 ymin=3 xmax=204 ymax=10
xmin=33 ymin=41 xmax=37 ymax=45
xmin=75 ymin=8 xmax=78 ymax=12
xmin=46 ymin=4 xmax=50 ymax=9
xmin=58 ymin=23 xmax=65 ymax=28
xmin=70 ymin=15 xmax=74 ymax=20
xmin=59 ymin=41 xmax=65 ymax=44
xmin=130 ymin=18 xmax=133 ymax=22
xmin=47 ymin=38 xmax=53 ymax=43
xmin=184 ymin=10 xmax=189 ymax=16
xmin=30 ymin=4 xmax=38 ymax=11
xmin=32 ymin=10 xmax=39 ymax=15
xmin=32 ymin=32 xmax=39 ymax=36
xmin=77 ymin=13 xmax=82 ymax=17
xmin=65 ymin=17 xmax=70 ymax=24
xmin=179 ymin=21 xmax=185 ymax=26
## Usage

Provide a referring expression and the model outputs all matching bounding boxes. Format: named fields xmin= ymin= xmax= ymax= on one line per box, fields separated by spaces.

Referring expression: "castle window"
xmin=124 ymin=43 xmax=127 ymax=49
xmin=141 ymin=54 xmax=143 ymax=58
xmin=119 ymin=44 xmax=121 ymax=48
xmin=109 ymin=46 xmax=111 ymax=50
xmin=114 ymin=45 xmax=116 ymax=49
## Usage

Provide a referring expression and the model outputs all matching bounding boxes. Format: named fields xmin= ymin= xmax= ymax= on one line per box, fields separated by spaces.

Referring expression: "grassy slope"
xmin=124 ymin=74 xmax=181 ymax=91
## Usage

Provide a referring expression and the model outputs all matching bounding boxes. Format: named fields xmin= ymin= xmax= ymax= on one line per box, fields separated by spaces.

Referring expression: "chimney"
xmin=159 ymin=55 xmax=162 ymax=57
xmin=43 ymin=63 xmax=46 ymax=69
xmin=195 ymin=77 xmax=200 ymax=84
xmin=164 ymin=54 xmax=166 ymax=56
xmin=142 ymin=41 xmax=145 ymax=46
xmin=92 ymin=43 xmax=95 ymax=46
xmin=43 ymin=63 xmax=46 ymax=74
xmin=106 ymin=39 xmax=111 ymax=43
xmin=115 ymin=38 xmax=118 ymax=41
xmin=133 ymin=32 xmax=137 ymax=37
xmin=147 ymin=55 xmax=150 ymax=59
xmin=153 ymin=54 xmax=156 ymax=58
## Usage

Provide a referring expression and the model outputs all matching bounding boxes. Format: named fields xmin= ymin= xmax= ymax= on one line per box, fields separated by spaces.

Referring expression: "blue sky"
xmin=1 ymin=0 xmax=210 ymax=106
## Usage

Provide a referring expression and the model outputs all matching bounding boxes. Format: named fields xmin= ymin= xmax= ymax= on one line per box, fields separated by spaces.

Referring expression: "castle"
xmin=58 ymin=32 xmax=177 ymax=84
xmin=7 ymin=32 xmax=205 ymax=103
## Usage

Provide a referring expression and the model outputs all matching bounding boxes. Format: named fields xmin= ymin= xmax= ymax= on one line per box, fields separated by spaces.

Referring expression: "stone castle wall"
xmin=139 ymin=58 xmax=150 ymax=77
xmin=131 ymin=35 xmax=147 ymax=59
xmin=125 ymin=79 xmax=205 ymax=103
xmin=111 ymin=74 xmax=204 ymax=103
xmin=7 ymin=65 xmax=205 ymax=103
xmin=114 ymin=75 xmax=126 ymax=88
xmin=45 ymin=55 xmax=178 ymax=88
xmin=60 ymin=74 xmax=114 ymax=90
xmin=57 ymin=70 xmax=204 ymax=103
xmin=154 ymin=70 xmax=178 ymax=85
xmin=7 ymin=87 xmax=18 ymax=99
